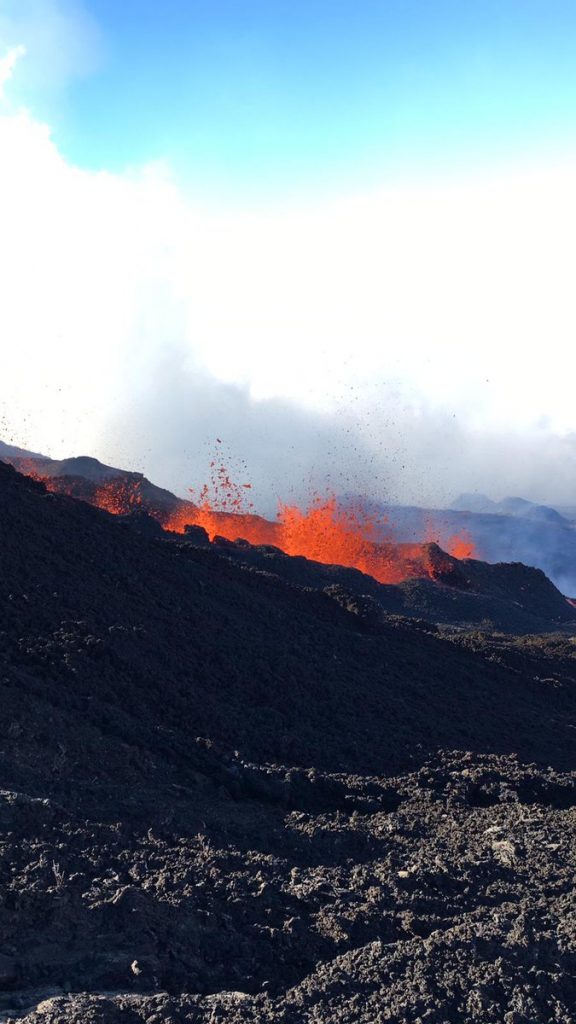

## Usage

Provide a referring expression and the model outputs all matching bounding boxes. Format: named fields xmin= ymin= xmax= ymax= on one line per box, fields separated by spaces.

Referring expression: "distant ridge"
xmin=0 ymin=439 xmax=46 ymax=460
xmin=451 ymin=492 xmax=569 ymax=523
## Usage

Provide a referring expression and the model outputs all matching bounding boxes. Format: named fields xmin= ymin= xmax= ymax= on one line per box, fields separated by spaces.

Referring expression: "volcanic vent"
xmin=6 ymin=449 xmax=478 ymax=586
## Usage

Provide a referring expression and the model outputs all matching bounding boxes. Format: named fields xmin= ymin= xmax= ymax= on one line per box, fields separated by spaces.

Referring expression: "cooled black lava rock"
xmin=0 ymin=458 xmax=575 ymax=1023
xmin=183 ymin=523 xmax=210 ymax=546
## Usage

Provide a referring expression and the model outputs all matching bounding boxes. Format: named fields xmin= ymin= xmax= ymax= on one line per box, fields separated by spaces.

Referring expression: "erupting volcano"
xmin=13 ymin=450 xmax=477 ymax=585
xmin=168 ymin=495 xmax=477 ymax=586
xmin=1 ymin=448 xmax=576 ymax=1024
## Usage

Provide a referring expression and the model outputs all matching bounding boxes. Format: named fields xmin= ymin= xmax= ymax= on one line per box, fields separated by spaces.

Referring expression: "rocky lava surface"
xmin=0 ymin=461 xmax=575 ymax=1023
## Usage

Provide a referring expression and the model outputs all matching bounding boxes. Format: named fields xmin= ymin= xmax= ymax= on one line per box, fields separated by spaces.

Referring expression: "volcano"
xmin=4 ymin=447 xmax=576 ymax=615
xmin=3 ymin=450 xmax=478 ymax=587
xmin=0 ymin=458 xmax=575 ymax=1022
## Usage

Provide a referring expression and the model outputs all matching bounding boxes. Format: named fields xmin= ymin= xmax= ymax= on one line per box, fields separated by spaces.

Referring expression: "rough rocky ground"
xmin=0 ymin=461 xmax=575 ymax=1023
xmin=202 ymin=530 xmax=576 ymax=634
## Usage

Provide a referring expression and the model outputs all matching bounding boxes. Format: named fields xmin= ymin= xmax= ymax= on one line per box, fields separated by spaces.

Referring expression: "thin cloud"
xmin=0 ymin=44 xmax=25 ymax=99
xmin=0 ymin=0 xmax=102 ymax=102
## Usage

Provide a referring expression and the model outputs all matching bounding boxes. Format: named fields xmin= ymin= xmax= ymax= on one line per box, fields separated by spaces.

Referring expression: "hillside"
xmin=0 ymin=440 xmax=46 ymax=461
xmin=205 ymin=532 xmax=576 ymax=634
xmin=0 ymin=460 xmax=575 ymax=1022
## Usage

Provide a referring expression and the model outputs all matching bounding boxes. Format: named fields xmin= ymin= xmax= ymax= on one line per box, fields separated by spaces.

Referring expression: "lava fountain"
xmin=9 ymin=454 xmax=478 ymax=585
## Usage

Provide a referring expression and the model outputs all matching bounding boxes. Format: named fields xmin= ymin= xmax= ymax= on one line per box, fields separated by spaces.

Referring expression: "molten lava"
xmin=92 ymin=478 xmax=146 ymax=515
xmin=276 ymin=497 xmax=421 ymax=584
xmin=444 ymin=532 xmax=477 ymax=560
xmin=9 ymin=455 xmax=478 ymax=585
xmin=164 ymin=484 xmax=478 ymax=586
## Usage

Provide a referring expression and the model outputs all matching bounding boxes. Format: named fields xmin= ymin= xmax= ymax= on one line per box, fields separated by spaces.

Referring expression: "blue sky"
xmin=2 ymin=0 xmax=576 ymax=504
xmin=9 ymin=0 xmax=576 ymax=198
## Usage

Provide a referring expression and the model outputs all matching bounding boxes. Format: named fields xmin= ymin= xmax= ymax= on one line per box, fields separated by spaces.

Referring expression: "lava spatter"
xmin=12 ymin=453 xmax=478 ymax=584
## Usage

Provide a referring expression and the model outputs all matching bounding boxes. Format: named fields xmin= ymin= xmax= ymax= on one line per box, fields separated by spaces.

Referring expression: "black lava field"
xmin=0 ymin=459 xmax=575 ymax=1023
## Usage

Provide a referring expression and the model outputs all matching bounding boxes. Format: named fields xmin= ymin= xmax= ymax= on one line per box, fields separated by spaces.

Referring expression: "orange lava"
xmin=443 ymin=531 xmax=477 ymax=560
xmin=164 ymin=458 xmax=278 ymax=544
xmin=167 ymin=493 xmax=477 ymax=586
xmin=9 ymin=458 xmax=47 ymax=483
xmin=421 ymin=512 xmax=477 ymax=561
xmin=92 ymin=478 xmax=146 ymax=515
xmin=276 ymin=496 xmax=412 ymax=584
xmin=165 ymin=503 xmax=279 ymax=546
xmin=8 ymin=454 xmax=478 ymax=585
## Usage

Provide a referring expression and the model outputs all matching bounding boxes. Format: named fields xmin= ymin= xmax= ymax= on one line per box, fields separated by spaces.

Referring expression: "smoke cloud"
xmin=101 ymin=356 xmax=576 ymax=516
xmin=1 ymin=48 xmax=576 ymax=517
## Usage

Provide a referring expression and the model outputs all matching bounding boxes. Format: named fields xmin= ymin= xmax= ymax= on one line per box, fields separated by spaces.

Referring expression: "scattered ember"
xmin=8 ymin=453 xmax=478 ymax=585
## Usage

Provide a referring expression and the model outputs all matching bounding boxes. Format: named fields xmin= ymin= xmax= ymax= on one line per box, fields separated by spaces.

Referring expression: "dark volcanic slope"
xmin=207 ymin=535 xmax=576 ymax=634
xmin=0 ymin=461 xmax=576 ymax=1023
xmin=4 ymin=452 xmax=191 ymax=518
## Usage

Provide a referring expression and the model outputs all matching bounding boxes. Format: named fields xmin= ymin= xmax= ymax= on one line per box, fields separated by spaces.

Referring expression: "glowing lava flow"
xmin=276 ymin=497 xmax=413 ymax=583
xmin=91 ymin=478 xmax=146 ymax=515
xmin=163 ymin=459 xmax=278 ymax=544
xmin=16 ymin=467 xmax=149 ymax=516
xmin=9 ymin=456 xmax=478 ymax=585
xmin=166 ymin=492 xmax=478 ymax=586
xmin=444 ymin=532 xmax=476 ymax=559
